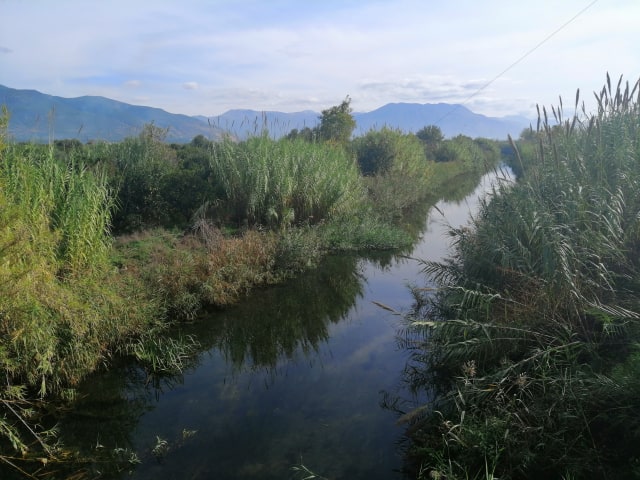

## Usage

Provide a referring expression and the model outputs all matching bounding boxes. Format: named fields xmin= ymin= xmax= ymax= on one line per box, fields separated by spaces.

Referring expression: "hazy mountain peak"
xmin=0 ymin=84 xmax=529 ymax=142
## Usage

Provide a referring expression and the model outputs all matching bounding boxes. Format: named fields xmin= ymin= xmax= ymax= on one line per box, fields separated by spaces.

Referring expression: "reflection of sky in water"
xmin=130 ymin=293 xmax=409 ymax=479
xmin=62 ymin=169 xmax=512 ymax=480
xmin=361 ymin=168 xmax=512 ymax=312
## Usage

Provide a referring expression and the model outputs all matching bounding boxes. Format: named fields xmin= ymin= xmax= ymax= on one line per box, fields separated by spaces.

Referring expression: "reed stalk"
xmin=401 ymin=75 xmax=640 ymax=479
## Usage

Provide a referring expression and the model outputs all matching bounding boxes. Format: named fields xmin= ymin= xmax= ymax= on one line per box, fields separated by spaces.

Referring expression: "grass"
xmin=0 ymin=134 xmax=159 ymax=474
xmin=210 ymin=134 xmax=366 ymax=228
xmin=399 ymin=75 xmax=640 ymax=479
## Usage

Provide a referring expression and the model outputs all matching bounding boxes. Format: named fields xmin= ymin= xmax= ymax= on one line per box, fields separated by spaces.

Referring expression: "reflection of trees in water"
xmin=52 ymin=364 xmax=172 ymax=478
xmin=199 ymin=253 xmax=365 ymax=371
xmin=362 ymin=169 xmax=487 ymax=271
xmin=50 ymin=252 xmax=365 ymax=478
xmin=437 ymin=169 xmax=487 ymax=204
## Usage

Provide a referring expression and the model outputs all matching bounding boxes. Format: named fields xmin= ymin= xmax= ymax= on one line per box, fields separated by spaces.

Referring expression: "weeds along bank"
xmin=0 ymin=101 xmax=499 ymax=474
xmin=400 ymin=76 xmax=640 ymax=479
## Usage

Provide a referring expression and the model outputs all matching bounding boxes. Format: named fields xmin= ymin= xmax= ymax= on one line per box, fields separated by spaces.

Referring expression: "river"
xmin=57 ymin=167 xmax=510 ymax=480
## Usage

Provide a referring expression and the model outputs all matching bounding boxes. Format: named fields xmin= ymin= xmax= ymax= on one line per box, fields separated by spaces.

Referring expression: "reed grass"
xmin=0 ymin=119 xmax=160 ymax=474
xmin=400 ymin=75 xmax=640 ymax=479
xmin=210 ymin=134 xmax=366 ymax=228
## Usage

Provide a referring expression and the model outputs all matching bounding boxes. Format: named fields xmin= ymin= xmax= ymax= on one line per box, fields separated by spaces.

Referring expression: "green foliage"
xmin=209 ymin=134 xmax=365 ymax=228
xmin=0 ymin=145 xmax=154 ymax=391
xmin=0 ymin=129 xmax=160 ymax=474
xmin=1 ymin=146 xmax=113 ymax=275
xmin=317 ymin=96 xmax=356 ymax=145
xmin=352 ymin=127 xmax=427 ymax=176
xmin=320 ymin=212 xmax=413 ymax=251
xmin=286 ymin=126 xmax=317 ymax=142
xmin=416 ymin=124 xmax=444 ymax=159
xmin=434 ymin=135 xmax=489 ymax=167
xmin=401 ymin=75 xmax=640 ymax=479
xmin=351 ymin=127 xmax=448 ymax=222
xmin=107 ymin=126 xmax=178 ymax=232
xmin=90 ymin=127 xmax=220 ymax=233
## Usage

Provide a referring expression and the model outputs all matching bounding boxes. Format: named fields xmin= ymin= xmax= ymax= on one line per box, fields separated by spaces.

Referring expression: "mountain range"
xmin=0 ymin=85 xmax=225 ymax=143
xmin=203 ymin=103 xmax=530 ymax=140
xmin=1 ymin=84 xmax=530 ymax=143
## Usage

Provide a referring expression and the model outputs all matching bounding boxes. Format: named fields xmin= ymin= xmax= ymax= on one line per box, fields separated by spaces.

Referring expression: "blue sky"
xmin=1 ymin=0 xmax=639 ymax=118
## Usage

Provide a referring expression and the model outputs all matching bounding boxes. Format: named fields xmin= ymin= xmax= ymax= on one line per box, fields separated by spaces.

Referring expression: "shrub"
xmin=352 ymin=127 xmax=428 ymax=177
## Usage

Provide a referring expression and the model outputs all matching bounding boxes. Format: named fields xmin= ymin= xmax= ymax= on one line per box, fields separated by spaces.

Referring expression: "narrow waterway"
xmin=60 ymin=168 xmax=510 ymax=480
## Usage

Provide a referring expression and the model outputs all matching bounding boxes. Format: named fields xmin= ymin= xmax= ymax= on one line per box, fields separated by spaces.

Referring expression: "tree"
xmin=416 ymin=125 xmax=444 ymax=159
xmin=191 ymin=134 xmax=212 ymax=149
xmin=285 ymin=126 xmax=316 ymax=142
xmin=317 ymin=96 xmax=356 ymax=144
xmin=416 ymin=125 xmax=444 ymax=146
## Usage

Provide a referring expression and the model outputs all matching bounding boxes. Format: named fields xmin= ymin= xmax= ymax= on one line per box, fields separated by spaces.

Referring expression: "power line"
xmin=437 ymin=0 xmax=600 ymax=124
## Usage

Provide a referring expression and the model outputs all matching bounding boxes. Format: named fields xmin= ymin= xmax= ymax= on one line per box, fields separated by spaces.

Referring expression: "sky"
xmin=1 ymin=0 xmax=639 ymax=119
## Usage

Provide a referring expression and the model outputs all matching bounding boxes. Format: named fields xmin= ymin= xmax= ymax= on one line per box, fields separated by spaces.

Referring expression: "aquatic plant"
xmin=400 ymin=75 xmax=640 ymax=479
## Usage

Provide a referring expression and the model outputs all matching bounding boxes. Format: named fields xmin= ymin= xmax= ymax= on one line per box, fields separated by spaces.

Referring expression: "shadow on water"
xmin=40 ymin=166 xmax=503 ymax=480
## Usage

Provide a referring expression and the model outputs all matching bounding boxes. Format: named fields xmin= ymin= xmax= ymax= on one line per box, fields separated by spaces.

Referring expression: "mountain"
xmin=206 ymin=103 xmax=530 ymax=140
xmin=354 ymin=103 xmax=530 ymax=139
xmin=0 ymin=84 xmax=530 ymax=143
xmin=197 ymin=109 xmax=320 ymax=139
xmin=0 ymin=85 xmax=224 ymax=143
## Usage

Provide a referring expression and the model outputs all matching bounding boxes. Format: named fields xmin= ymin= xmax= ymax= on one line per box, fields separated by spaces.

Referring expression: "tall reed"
xmin=400 ymin=75 xmax=640 ymax=479
xmin=210 ymin=134 xmax=365 ymax=227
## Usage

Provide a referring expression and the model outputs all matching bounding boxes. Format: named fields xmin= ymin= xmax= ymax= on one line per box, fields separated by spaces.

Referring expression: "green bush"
xmin=352 ymin=127 xmax=428 ymax=176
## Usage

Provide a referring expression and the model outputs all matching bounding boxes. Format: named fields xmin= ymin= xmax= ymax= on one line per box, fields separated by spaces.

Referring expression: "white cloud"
xmin=1 ymin=0 xmax=639 ymax=117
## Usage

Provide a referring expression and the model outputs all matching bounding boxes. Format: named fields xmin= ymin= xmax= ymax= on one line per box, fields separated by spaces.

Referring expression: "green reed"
xmin=210 ymin=134 xmax=365 ymax=228
xmin=0 ymin=129 xmax=156 ymax=473
xmin=401 ymin=75 xmax=640 ymax=479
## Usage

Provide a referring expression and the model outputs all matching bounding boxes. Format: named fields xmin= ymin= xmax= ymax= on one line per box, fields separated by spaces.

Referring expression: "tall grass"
xmin=0 ymin=123 xmax=156 ymax=472
xmin=400 ymin=76 xmax=640 ymax=479
xmin=210 ymin=134 xmax=366 ymax=227
xmin=3 ymin=146 xmax=113 ymax=275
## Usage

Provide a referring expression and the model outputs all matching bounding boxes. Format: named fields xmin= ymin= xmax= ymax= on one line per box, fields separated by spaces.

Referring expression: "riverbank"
xmin=399 ymin=78 xmax=640 ymax=479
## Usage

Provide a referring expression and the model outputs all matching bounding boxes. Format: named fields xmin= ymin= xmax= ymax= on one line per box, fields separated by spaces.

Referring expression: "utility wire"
xmin=436 ymin=0 xmax=600 ymax=124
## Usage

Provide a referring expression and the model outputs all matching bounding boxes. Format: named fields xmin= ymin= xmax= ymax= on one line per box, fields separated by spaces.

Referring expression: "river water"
xmin=58 ymin=168 xmax=509 ymax=480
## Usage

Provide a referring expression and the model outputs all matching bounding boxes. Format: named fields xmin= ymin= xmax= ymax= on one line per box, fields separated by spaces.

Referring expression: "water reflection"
xmin=201 ymin=254 xmax=365 ymax=372
xmin=56 ymin=252 xmax=374 ymax=479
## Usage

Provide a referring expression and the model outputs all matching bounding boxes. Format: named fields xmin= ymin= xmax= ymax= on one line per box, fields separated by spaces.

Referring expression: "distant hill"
xmin=196 ymin=109 xmax=320 ymax=139
xmin=0 ymin=85 xmax=224 ymax=143
xmin=354 ymin=103 xmax=530 ymax=139
xmin=0 ymin=84 xmax=530 ymax=143
xmin=206 ymin=103 xmax=531 ymax=140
